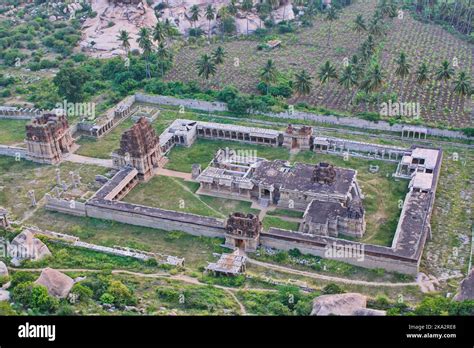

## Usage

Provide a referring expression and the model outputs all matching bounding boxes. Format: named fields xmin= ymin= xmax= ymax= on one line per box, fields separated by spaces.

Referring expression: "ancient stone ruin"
xmin=313 ymin=162 xmax=337 ymax=185
xmin=283 ymin=124 xmax=313 ymax=150
xmin=25 ymin=113 xmax=75 ymax=164
xmin=112 ymin=117 xmax=162 ymax=181
xmin=224 ymin=212 xmax=262 ymax=252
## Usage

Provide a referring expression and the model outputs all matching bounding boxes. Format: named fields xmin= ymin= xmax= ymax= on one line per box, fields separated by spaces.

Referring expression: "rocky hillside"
xmin=80 ymin=0 xmax=294 ymax=58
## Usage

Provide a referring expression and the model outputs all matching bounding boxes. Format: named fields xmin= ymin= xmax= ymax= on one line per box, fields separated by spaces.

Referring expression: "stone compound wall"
xmin=260 ymin=230 xmax=419 ymax=275
xmin=0 ymin=145 xmax=27 ymax=159
xmin=45 ymin=196 xmax=87 ymax=217
xmin=131 ymin=94 xmax=468 ymax=140
xmin=85 ymin=202 xmax=226 ymax=238
xmin=135 ymin=93 xmax=228 ymax=112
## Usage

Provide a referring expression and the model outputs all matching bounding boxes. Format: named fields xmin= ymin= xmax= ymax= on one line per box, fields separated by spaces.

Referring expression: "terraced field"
xmin=166 ymin=0 xmax=473 ymax=128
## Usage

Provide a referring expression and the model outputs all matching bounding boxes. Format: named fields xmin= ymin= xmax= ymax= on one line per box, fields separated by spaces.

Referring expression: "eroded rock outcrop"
xmin=0 ymin=261 xmax=8 ymax=278
xmin=34 ymin=268 xmax=74 ymax=299
xmin=8 ymin=230 xmax=51 ymax=265
xmin=454 ymin=269 xmax=474 ymax=301
xmin=311 ymin=293 xmax=386 ymax=316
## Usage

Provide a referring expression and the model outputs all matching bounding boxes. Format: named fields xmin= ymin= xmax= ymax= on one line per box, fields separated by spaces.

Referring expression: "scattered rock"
xmin=0 ymin=261 xmax=8 ymax=277
xmin=34 ymin=268 xmax=74 ymax=299
xmin=8 ymin=230 xmax=51 ymax=264
xmin=311 ymin=293 xmax=386 ymax=316
xmin=73 ymin=276 xmax=87 ymax=283
xmin=454 ymin=269 xmax=474 ymax=301
xmin=0 ymin=289 xmax=10 ymax=302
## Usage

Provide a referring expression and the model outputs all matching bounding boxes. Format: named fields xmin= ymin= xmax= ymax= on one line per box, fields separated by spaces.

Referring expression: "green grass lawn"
xmin=267 ymin=209 xmax=304 ymax=219
xmin=26 ymin=209 xmax=226 ymax=271
xmin=165 ymin=138 xmax=291 ymax=173
xmin=75 ymin=118 xmax=135 ymax=159
xmin=262 ymin=216 xmax=300 ymax=232
xmin=122 ymin=175 xmax=259 ymax=218
xmin=0 ymin=119 xmax=28 ymax=145
xmin=293 ymin=151 xmax=408 ymax=246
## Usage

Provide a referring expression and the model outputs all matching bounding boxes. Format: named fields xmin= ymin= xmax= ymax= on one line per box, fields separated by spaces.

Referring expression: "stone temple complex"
xmin=28 ymin=93 xmax=443 ymax=276
xmin=112 ymin=117 xmax=163 ymax=181
xmin=25 ymin=113 xmax=75 ymax=164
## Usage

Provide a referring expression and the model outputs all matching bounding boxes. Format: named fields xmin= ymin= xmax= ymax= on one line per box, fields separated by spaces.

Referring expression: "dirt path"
xmin=169 ymin=177 xmax=226 ymax=218
xmin=63 ymin=154 xmax=114 ymax=168
xmin=247 ymin=258 xmax=419 ymax=288
xmin=7 ymin=268 xmax=260 ymax=315
xmin=155 ymin=168 xmax=192 ymax=180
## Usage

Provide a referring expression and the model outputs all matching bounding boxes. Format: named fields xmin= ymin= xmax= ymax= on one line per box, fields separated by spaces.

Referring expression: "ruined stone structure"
xmin=25 ymin=113 xmax=75 ymax=164
xmin=38 ymin=93 xmax=444 ymax=275
xmin=282 ymin=124 xmax=313 ymax=150
xmin=197 ymin=152 xmax=363 ymax=212
xmin=300 ymin=197 xmax=366 ymax=238
xmin=112 ymin=117 xmax=162 ymax=181
xmin=205 ymin=249 xmax=247 ymax=276
xmin=224 ymin=213 xmax=262 ymax=252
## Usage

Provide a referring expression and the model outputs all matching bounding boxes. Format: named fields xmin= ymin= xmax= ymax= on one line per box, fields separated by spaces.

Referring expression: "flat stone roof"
xmin=252 ymin=160 xmax=355 ymax=196
xmin=304 ymin=200 xmax=345 ymax=224
xmin=410 ymin=172 xmax=434 ymax=191
xmin=94 ymin=166 xmax=137 ymax=200
xmin=391 ymin=190 xmax=432 ymax=258
xmin=411 ymin=148 xmax=439 ymax=169
xmin=196 ymin=120 xmax=280 ymax=138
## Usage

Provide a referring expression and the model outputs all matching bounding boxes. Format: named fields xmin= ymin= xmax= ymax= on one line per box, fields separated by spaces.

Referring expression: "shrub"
xmin=10 ymin=272 xmax=36 ymax=288
xmin=107 ymin=280 xmax=135 ymax=307
xmin=100 ymin=292 xmax=115 ymax=305
xmin=12 ymin=282 xmax=58 ymax=313
xmin=322 ymin=283 xmax=344 ymax=295
xmin=71 ymin=283 xmax=93 ymax=302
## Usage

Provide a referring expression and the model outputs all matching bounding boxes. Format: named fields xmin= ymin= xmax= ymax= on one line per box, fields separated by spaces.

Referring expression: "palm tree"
xmin=416 ymin=62 xmax=429 ymax=85
xmin=353 ymin=14 xmax=367 ymax=35
xmin=395 ymin=52 xmax=411 ymax=78
xmin=156 ymin=42 xmax=172 ymax=77
xmin=205 ymin=5 xmax=215 ymax=39
xmin=137 ymin=27 xmax=152 ymax=79
xmin=368 ymin=17 xmax=384 ymax=37
xmin=242 ymin=0 xmax=253 ymax=35
xmin=318 ymin=60 xmax=338 ymax=95
xmin=339 ymin=65 xmax=359 ymax=104
xmin=189 ymin=5 xmax=200 ymax=29
xmin=212 ymin=46 xmax=226 ymax=65
xmin=117 ymin=30 xmax=131 ymax=55
xmin=294 ymin=69 xmax=313 ymax=96
xmin=153 ymin=21 xmax=166 ymax=44
xmin=260 ymin=59 xmax=278 ymax=94
xmin=361 ymin=63 xmax=384 ymax=93
xmin=435 ymin=60 xmax=454 ymax=82
xmin=196 ymin=54 xmax=216 ymax=80
xmin=360 ymin=63 xmax=385 ymax=110
xmin=395 ymin=52 xmax=411 ymax=95
xmin=453 ymin=71 xmax=472 ymax=96
xmin=325 ymin=7 xmax=338 ymax=47
xmin=164 ymin=19 xmax=176 ymax=38
xmin=350 ymin=54 xmax=364 ymax=78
